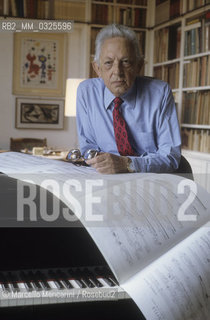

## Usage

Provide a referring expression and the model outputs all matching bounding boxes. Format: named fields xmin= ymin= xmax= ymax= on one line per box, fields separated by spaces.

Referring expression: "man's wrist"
xmin=125 ymin=157 xmax=135 ymax=173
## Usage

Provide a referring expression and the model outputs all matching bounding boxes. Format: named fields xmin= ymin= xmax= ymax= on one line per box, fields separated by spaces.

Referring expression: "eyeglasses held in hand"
xmin=66 ymin=148 xmax=98 ymax=166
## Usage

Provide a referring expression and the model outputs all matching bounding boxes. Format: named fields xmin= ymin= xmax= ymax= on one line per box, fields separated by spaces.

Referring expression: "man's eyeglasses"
xmin=66 ymin=148 xmax=98 ymax=166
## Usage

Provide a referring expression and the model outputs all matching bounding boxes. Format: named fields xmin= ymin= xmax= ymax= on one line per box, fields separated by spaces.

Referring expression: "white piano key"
xmin=17 ymin=282 xmax=27 ymax=291
xmin=68 ymin=280 xmax=81 ymax=289
xmin=8 ymin=283 xmax=15 ymax=292
xmin=47 ymin=281 xmax=57 ymax=290
xmin=0 ymin=267 xmax=130 ymax=308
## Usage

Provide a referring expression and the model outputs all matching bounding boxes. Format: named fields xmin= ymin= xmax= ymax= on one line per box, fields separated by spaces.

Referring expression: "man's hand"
xmin=85 ymin=153 xmax=130 ymax=174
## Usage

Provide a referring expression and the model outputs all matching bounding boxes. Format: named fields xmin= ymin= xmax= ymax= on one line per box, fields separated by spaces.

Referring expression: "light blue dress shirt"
xmin=76 ymin=76 xmax=181 ymax=173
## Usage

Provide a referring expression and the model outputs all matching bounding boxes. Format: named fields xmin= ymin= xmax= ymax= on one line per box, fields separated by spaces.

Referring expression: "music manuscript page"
xmin=0 ymin=152 xmax=210 ymax=319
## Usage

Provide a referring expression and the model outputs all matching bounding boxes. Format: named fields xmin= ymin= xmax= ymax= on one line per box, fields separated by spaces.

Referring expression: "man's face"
xmin=93 ymin=37 xmax=141 ymax=96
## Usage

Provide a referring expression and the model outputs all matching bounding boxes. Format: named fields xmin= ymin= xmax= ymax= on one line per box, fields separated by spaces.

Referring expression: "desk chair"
xmin=10 ymin=138 xmax=47 ymax=152
xmin=174 ymin=155 xmax=194 ymax=180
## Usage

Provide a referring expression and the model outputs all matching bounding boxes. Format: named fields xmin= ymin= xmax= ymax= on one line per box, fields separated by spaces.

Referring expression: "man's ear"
xmin=136 ymin=59 xmax=144 ymax=75
xmin=92 ymin=61 xmax=101 ymax=77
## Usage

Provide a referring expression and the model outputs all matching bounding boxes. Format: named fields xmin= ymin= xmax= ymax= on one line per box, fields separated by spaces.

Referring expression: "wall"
xmin=0 ymin=23 xmax=89 ymax=150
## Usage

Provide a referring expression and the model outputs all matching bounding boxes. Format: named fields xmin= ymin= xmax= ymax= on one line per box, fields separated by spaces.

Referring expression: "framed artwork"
xmin=16 ymin=98 xmax=64 ymax=129
xmin=13 ymin=33 xmax=66 ymax=96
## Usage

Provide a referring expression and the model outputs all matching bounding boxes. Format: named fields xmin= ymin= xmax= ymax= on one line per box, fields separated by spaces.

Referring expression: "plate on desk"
xmin=42 ymin=154 xmax=64 ymax=160
xmin=20 ymin=149 xmax=68 ymax=160
xmin=42 ymin=151 xmax=68 ymax=160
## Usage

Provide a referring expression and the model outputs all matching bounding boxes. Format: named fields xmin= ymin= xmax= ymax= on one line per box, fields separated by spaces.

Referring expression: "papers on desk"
xmin=0 ymin=151 xmax=210 ymax=320
xmin=0 ymin=151 xmax=96 ymax=175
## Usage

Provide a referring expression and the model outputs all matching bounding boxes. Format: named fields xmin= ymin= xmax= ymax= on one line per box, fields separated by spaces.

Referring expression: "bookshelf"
xmin=150 ymin=0 xmax=210 ymax=189
xmin=151 ymin=1 xmax=210 ymax=157
xmin=0 ymin=0 xmax=88 ymax=22
xmin=0 ymin=0 xmax=148 ymax=78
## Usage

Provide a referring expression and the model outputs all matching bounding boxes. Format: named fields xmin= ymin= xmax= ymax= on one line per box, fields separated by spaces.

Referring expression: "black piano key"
xmin=48 ymin=270 xmax=65 ymax=290
xmin=67 ymin=269 xmax=86 ymax=288
xmin=73 ymin=268 xmax=90 ymax=288
xmin=0 ymin=272 xmax=11 ymax=292
xmin=6 ymin=271 xmax=20 ymax=292
xmin=19 ymin=271 xmax=33 ymax=291
xmin=20 ymin=270 xmax=41 ymax=291
xmin=79 ymin=269 xmax=95 ymax=288
xmin=80 ymin=277 xmax=93 ymax=288
xmin=34 ymin=270 xmax=52 ymax=290
xmin=20 ymin=271 xmax=34 ymax=291
xmin=27 ymin=271 xmax=42 ymax=291
xmin=0 ymin=272 xmax=9 ymax=292
xmin=83 ymin=267 xmax=103 ymax=288
xmin=55 ymin=269 xmax=73 ymax=289
xmin=34 ymin=270 xmax=50 ymax=290
xmin=94 ymin=267 xmax=116 ymax=287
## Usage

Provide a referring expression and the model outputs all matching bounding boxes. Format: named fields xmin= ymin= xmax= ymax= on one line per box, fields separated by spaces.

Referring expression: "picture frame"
xmin=16 ymin=98 xmax=64 ymax=129
xmin=13 ymin=33 xmax=66 ymax=97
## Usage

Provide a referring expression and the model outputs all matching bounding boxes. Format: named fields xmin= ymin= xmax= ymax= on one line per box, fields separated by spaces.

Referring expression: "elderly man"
xmin=76 ymin=24 xmax=181 ymax=174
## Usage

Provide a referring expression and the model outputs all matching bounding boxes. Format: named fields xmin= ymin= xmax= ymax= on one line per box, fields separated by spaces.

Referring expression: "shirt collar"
xmin=104 ymin=79 xmax=137 ymax=110
xmin=104 ymin=86 xmax=115 ymax=110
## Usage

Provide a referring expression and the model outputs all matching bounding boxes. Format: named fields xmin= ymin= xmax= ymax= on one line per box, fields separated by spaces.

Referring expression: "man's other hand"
xmin=85 ymin=153 xmax=130 ymax=174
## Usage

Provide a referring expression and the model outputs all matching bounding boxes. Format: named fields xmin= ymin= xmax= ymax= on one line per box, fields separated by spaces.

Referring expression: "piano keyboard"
xmin=0 ymin=266 xmax=129 ymax=308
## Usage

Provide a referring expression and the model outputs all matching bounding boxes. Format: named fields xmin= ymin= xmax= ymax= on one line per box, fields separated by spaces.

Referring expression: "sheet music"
xmin=1 ymin=152 xmax=210 ymax=319
xmin=122 ymin=223 xmax=210 ymax=320
xmin=85 ymin=175 xmax=210 ymax=283
xmin=0 ymin=151 xmax=96 ymax=175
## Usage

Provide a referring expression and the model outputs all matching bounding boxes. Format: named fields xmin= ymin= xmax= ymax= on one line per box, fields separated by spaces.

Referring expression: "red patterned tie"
xmin=113 ymin=97 xmax=135 ymax=156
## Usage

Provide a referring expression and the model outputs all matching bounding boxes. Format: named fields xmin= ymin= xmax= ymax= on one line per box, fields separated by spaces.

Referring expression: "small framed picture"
xmin=16 ymin=98 xmax=64 ymax=129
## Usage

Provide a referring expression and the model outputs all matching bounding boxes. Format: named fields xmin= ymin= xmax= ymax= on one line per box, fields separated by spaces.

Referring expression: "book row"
xmin=0 ymin=0 xmax=87 ymax=21
xmin=184 ymin=15 xmax=210 ymax=56
xmin=154 ymin=25 xmax=181 ymax=63
xmin=183 ymin=55 xmax=210 ymax=87
xmin=155 ymin=0 xmax=210 ymax=25
xmin=0 ymin=0 xmax=148 ymax=23
xmin=54 ymin=0 xmax=86 ymax=21
xmin=154 ymin=55 xmax=210 ymax=89
xmin=184 ymin=0 xmax=210 ymax=12
xmin=91 ymin=4 xmax=146 ymax=27
xmin=154 ymin=14 xmax=210 ymax=64
xmin=156 ymin=0 xmax=181 ymax=25
xmin=181 ymin=128 xmax=210 ymax=152
xmin=93 ymin=0 xmax=147 ymax=4
xmin=154 ymin=63 xmax=179 ymax=89
xmin=182 ymin=91 xmax=210 ymax=125
xmin=0 ymin=0 xmax=51 ymax=19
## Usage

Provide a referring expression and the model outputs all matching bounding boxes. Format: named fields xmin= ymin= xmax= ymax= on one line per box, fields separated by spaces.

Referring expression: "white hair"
xmin=94 ymin=24 xmax=143 ymax=65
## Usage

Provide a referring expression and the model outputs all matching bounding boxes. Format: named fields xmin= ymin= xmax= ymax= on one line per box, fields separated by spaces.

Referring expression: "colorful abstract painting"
xmin=21 ymin=38 xmax=58 ymax=89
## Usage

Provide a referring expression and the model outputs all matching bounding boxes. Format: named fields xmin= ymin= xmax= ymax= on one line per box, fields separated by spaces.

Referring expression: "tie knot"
xmin=114 ymin=97 xmax=123 ymax=109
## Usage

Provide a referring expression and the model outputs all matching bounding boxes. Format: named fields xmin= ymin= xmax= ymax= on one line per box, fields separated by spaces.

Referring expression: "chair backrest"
xmin=174 ymin=155 xmax=194 ymax=180
xmin=10 ymin=138 xmax=47 ymax=152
